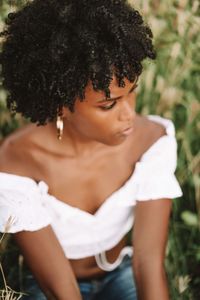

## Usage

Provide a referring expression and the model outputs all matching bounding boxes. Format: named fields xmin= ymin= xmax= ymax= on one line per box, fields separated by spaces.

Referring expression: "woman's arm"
xmin=14 ymin=225 xmax=82 ymax=300
xmin=132 ymin=198 xmax=172 ymax=300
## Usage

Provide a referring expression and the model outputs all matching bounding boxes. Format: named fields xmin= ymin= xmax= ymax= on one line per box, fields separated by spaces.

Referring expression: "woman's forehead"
xmin=83 ymin=76 xmax=135 ymax=104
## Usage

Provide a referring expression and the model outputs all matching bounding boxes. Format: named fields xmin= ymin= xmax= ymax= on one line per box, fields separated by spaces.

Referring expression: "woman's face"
xmin=63 ymin=75 xmax=138 ymax=146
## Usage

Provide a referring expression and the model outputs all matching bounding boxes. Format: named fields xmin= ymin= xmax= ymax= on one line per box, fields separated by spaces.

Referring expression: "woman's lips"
xmin=120 ymin=126 xmax=134 ymax=136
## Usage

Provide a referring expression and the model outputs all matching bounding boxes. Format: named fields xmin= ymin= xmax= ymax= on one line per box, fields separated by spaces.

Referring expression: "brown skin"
xmin=0 ymin=76 xmax=171 ymax=299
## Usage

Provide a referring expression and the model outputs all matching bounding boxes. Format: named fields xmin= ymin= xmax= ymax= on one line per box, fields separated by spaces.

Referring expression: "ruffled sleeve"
xmin=0 ymin=173 xmax=52 ymax=233
xmin=135 ymin=117 xmax=183 ymax=201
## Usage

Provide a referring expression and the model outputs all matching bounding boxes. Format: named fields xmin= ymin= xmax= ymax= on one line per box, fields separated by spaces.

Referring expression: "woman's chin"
xmin=100 ymin=135 xmax=128 ymax=147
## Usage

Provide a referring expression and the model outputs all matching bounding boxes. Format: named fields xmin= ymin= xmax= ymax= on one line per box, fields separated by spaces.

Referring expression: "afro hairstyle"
xmin=0 ymin=0 xmax=156 ymax=125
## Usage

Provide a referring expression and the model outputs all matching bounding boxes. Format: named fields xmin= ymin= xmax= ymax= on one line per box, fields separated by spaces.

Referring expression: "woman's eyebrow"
xmin=97 ymin=82 xmax=138 ymax=103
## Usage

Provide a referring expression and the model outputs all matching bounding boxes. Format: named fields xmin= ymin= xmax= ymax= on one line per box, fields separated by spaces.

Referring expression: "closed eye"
xmin=99 ymin=101 xmax=117 ymax=110
xmin=99 ymin=84 xmax=138 ymax=111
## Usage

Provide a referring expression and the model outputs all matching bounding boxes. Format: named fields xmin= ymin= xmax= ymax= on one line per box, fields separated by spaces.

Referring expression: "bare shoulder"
xmin=0 ymin=123 xmax=43 ymax=177
xmin=130 ymin=114 xmax=167 ymax=159
xmin=139 ymin=114 xmax=166 ymax=140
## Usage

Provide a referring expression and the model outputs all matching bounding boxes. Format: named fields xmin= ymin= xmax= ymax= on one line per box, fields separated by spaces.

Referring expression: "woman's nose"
xmin=118 ymin=101 xmax=136 ymax=123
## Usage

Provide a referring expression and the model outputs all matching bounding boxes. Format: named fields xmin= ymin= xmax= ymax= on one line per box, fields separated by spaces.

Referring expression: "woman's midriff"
xmin=69 ymin=236 xmax=128 ymax=280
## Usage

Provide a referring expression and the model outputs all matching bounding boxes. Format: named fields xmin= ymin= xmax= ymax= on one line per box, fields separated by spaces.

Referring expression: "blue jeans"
xmin=22 ymin=255 xmax=137 ymax=300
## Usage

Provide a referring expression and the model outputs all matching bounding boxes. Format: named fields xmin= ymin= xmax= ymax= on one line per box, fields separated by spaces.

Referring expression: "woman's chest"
xmin=28 ymin=115 xmax=165 ymax=214
xmin=3 ymin=114 xmax=165 ymax=214
xmin=42 ymin=145 xmax=139 ymax=215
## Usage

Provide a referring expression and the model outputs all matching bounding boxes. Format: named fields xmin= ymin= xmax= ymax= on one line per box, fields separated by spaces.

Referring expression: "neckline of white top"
xmin=0 ymin=114 xmax=176 ymax=218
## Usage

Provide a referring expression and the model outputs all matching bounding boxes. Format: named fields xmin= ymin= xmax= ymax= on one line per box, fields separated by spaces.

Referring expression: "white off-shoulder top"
xmin=0 ymin=115 xmax=183 ymax=271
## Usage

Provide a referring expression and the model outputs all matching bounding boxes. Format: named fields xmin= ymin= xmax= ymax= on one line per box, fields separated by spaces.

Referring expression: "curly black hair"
xmin=0 ymin=0 xmax=156 ymax=126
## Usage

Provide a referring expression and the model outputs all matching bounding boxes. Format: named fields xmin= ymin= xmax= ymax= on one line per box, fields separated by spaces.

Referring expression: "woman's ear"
xmin=61 ymin=106 xmax=71 ymax=121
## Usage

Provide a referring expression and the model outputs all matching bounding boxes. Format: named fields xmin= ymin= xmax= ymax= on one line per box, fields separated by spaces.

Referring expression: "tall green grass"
xmin=130 ymin=1 xmax=200 ymax=299
xmin=0 ymin=0 xmax=200 ymax=299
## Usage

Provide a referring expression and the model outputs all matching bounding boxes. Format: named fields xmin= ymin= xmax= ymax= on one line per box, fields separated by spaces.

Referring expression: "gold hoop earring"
xmin=56 ymin=115 xmax=64 ymax=140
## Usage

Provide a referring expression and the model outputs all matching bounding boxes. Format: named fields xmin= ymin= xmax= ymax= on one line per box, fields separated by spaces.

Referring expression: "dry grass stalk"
xmin=0 ymin=216 xmax=16 ymax=244
xmin=0 ymin=217 xmax=25 ymax=300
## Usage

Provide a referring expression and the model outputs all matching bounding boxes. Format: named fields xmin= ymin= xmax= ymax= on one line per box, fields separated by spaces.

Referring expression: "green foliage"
xmin=0 ymin=1 xmax=29 ymax=138
xmin=0 ymin=0 xmax=200 ymax=299
xmin=130 ymin=0 xmax=200 ymax=298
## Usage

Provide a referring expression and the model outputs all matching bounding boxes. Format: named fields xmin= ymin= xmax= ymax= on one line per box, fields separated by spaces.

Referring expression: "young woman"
xmin=0 ymin=0 xmax=183 ymax=299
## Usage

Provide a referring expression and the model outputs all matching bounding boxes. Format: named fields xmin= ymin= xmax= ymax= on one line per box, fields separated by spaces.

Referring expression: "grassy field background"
xmin=0 ymin=0 xmax=200 ymax=299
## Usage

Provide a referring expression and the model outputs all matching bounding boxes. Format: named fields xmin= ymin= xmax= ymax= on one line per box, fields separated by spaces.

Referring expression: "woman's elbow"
xmin=132 ymin=254 xmax=166 ymax=277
